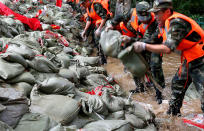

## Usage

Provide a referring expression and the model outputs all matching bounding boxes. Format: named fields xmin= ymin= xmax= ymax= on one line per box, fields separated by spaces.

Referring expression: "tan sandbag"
xmin=118 ymin=46 xmax=147 ymax=77
xmin=30 ymin=86 xmax=81 ymax=125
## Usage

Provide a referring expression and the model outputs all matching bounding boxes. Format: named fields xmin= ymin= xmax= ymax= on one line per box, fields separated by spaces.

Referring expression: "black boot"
xmin=130 ymin=77 xmax=145 ymax=93
xmin=154 ymin=86 xmax=163 ymax=104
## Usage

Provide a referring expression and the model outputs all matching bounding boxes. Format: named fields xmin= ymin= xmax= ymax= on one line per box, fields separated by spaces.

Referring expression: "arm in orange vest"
xmin=81 ymin=20 xmax=92 ymax=40
xmin=95 ymin=18 xmax=107 ymax=37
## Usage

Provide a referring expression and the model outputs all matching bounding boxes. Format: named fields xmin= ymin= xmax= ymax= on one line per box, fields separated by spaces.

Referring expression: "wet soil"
xmin=104 ymin=53 xmax=203 ymax=131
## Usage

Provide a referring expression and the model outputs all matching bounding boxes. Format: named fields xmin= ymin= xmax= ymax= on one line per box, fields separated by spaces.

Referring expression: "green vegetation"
xmin=131 ymin=0 xmax=204 ymax=28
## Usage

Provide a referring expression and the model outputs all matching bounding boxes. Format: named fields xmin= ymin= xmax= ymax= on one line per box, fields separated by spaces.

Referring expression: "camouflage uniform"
xmin=86 ymin=3 xmax=109 ymax=64
xmin=164 ymin=18 xmax=204 ymax=115
xmin=110 ymin=8 xmax=165 ymax=90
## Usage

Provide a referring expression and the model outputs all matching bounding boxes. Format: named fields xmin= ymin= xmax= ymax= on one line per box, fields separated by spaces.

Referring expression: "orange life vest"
xmin=86 ymin=0 xmax=112 ymax=26
xmin=162 ymin=12 xmax=204 ymax=64
xmin=119 ymin=8 xmax=138 ymax=37
xmin=138 ymin=13 xmax=155 ymax=36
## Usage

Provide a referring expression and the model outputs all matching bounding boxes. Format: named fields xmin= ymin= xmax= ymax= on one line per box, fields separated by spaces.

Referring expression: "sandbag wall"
xmin=0 ymin=1 xmax=157 ymax=131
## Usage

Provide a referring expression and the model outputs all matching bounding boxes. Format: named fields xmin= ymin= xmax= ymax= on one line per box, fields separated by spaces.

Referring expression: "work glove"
xmin=133 ymin=41 xmax=146 ymax=53
xmin=105 ymin=21 xmax=113 ymax=32
xmin=121 ymin=35 xmax=131 ymax=44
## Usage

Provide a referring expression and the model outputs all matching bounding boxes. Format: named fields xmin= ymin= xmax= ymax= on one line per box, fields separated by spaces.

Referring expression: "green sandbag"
xmin=0 ymin=52 xmax=28 ymax=68
xmin=101 ymin=89 xmax=125 ymax=113
xmin=27 ymin=56 xmax=59 ymax=73
xmin=0 ymin=58 xmax=25 ymax=80
xmin=135 ymin=124 xmax=157 ymax=131
xmin=0 ymin=87 xmax=25 ymax=100
xmin=0 ymin=98 xmax=29 ymax=128
xmin=125 ymin=113 xmax=146 ymax=128
xmin=118 ymin=46 xmax=147 ymax=77
xmin=127 ymin=101 xmax=155 ymax=123
xmin=30 ymin=86 xmax=81 ymax=125
xmin=99 ymin=30 xmax=122 ymax=58
xmin=0 ymin=121 xmax=14 ymax=131
xmin=0 ymin=104 xmax=6 ymax=112
xmin=56 ymin=52 xmax=70 ymax=68
xmin=15 ymin=113 xmax=57 ymax=131
xmin=81 ymin=95 xmax=108 ymax=116
xmin=12 ymin=82 xmax=33 ymax=97
xmin=6 ymin=72 xmax=35 ymax=84
xmin=58 ymin=68 xmax=78 ymax=83
xmin=6 ymin=44 xmax=35 ymax=59
xmin=39 ymin=77 xmax=75 ymax=95
xmin=69 ymin=66 xmax=90 ymax=80
xmin=85 ymin=74 xmax=108 ymax=88
xmin=73 ymin=55 xmax=99 ymax=66
xmin=82 ymin=120 xmax=133 ymax=131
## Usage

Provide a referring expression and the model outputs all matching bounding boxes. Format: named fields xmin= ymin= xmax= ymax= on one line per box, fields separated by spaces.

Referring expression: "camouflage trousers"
xmin=135 ymin=51 xmax=165 ymax=88
xmin=150 ymin=53 xmax=165 ymax=88
xmin=86 ymin=24 xmax=107 ymax=64
xmin=169 ymin=56 xmax=204 ymax=114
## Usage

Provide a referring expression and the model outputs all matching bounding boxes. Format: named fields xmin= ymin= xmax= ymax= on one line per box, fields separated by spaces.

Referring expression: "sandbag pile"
xmin=0 ymin=1 xmax=157 ymax=131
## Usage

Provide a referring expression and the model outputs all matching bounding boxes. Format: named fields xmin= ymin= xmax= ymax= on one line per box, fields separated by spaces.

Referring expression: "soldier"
xmin=81 ymin=0 xmax=115 ymax=65
xmin=133 ymin=0 xmax=204 ymax=115
xmin=106 ymin=1 xmax=165 ymax=104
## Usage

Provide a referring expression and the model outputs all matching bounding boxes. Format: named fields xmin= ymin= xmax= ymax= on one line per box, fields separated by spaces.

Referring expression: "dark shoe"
xmin=129 ymin=87 xmax=145 ymax=93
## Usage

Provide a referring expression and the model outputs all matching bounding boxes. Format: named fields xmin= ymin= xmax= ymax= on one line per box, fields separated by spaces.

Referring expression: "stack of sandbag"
xmin=0 ymin=1 xmax=159 ymax=130
xmin=30 ymin=86 xmax=81 ymax=125
xmin=0 ymin=98 xmax=29 ymax=129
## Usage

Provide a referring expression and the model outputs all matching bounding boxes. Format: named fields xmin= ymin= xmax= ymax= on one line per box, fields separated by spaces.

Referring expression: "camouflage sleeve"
xmin=94 ymin=3 xmax=108 ymax=19
xmin=164 ymin=18 xmax=191 ymax=51
xmin=142 ymin=21 xmax=163 ymax=44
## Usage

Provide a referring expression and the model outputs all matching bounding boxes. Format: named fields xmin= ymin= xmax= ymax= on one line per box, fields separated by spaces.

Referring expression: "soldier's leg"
xmin=150 ymin=53 xmax=165 ymax=88
xmin=167 ymin=62 xmax=192 ymax=116
xmin=130 ymin=76 xmax=145 ymax=93
xmin=93 ymin=29 xmax=107 ymax=65
xmin=189 ymin=59 xmax=204 ymax=113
